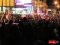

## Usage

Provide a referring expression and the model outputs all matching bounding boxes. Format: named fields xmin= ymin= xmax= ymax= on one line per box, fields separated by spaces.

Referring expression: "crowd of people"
xmin=0 ymin=14 xmax=60 ymax=45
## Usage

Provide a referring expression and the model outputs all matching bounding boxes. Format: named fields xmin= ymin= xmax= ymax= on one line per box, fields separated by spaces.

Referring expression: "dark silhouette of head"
xmin=2 ymin=22 xmax=5 ymax=27
xmin=9 ymin=20 xmax=13 ymax=25
xmin=23 ymin=17 xmax=27 ymax=22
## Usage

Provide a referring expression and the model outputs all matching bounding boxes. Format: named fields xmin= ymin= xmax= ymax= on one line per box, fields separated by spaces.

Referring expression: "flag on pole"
xmin=5 ymin=9 xmax=10 ymax=20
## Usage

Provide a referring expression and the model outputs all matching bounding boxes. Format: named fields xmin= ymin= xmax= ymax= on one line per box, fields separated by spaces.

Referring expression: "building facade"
xmin=0 ymin=0 xmax=47 ymax=14
xmin=0 ymin=0 xmax=14 ymax=13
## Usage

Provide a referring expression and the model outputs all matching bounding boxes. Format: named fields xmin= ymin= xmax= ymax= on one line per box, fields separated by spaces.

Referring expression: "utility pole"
xmin=1 ymin=0 xmax=3 ymax=11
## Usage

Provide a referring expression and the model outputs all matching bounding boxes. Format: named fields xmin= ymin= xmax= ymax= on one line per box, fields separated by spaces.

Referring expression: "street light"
xmin=54 ymin=1 xmax=58 ymax=5
xmin=57 ymin=5 xmax=60 ymax=8
xmin=53 ymin=0 xmax=60 ymax=8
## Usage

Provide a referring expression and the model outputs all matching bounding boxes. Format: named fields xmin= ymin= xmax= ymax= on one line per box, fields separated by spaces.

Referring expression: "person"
xmin=0 ymin=22 xmax=5 ymax=45
xmin=19 ymin=17 xmax=33 ymax=45
xmin=7 ymin=25 xmax=28 ymax=45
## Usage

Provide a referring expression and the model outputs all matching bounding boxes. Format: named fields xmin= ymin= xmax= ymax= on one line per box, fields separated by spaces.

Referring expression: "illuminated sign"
xmin=15 ymin=0 xmax=31 ymax=3
xmin=15 ymin=0 xmax=32 ymax=6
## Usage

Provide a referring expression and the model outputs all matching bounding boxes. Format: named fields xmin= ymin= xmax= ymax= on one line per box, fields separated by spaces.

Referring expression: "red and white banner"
xmin=5 ymin=9 xmax=10 ymax=20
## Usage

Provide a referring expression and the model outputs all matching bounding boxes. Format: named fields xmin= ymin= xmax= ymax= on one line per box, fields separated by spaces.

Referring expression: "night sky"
xmin=46 ymin=0 xmax=54 ymax=6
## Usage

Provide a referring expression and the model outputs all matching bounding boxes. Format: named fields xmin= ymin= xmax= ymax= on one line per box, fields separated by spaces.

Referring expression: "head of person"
xmin=23 ymin=17 xmax=27 ymax=22
xmin=9 ymin=20 xmax=13 ymax=25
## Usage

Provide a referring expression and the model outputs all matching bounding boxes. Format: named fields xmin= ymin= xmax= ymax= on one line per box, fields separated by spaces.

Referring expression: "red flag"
xmin=5 ymin=9 xmax=10 ymax=20
xmin=6 ymin=10 xmax=8 ymax=15
xmin=44 ymin=15 xmax=49 ymax=20
xmin=34 ymin=9 xmax=37 ymax=13
xmin=38 ymin=15 xmax=41 ymax=20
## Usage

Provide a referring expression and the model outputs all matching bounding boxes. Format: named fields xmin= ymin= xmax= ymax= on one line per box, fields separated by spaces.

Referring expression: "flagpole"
xmin=1 ymin=0 xmax=3 ymax=11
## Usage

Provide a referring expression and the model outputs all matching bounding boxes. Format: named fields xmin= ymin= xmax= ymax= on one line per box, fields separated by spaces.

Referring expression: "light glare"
xmin=19 ymin=0 xmax=31 ymax=3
